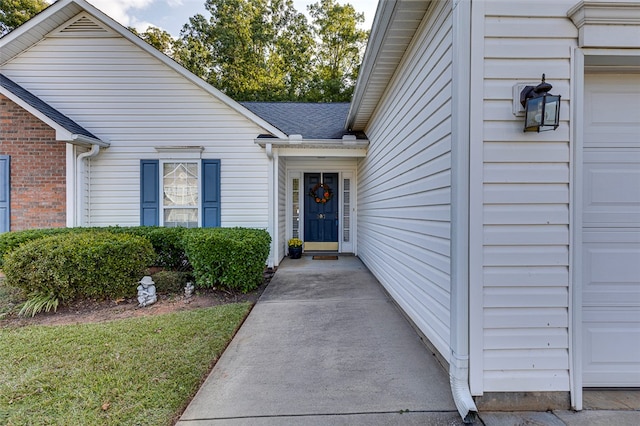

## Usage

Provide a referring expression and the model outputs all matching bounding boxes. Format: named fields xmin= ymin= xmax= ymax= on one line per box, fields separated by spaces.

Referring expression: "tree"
xmin=0 ymin=0 xmax=48 ymax=35
xmin=130 ymin=26 xmax=176 ymax=57
xmin=307 ymin=0 xmax=368 ymax=102
xmin=176 ymin=0 xmax=313 ymax=101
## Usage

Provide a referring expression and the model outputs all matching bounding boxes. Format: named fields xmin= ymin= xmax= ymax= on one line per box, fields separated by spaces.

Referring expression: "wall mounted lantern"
xmin=519 ymin=74 xmax=560 ymax=132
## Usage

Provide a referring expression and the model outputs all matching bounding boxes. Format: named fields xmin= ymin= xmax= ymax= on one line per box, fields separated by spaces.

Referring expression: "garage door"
xmin=582 ymin=73 xmax=640 ymax=387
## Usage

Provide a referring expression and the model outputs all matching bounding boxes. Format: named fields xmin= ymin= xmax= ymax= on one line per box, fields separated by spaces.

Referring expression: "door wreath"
xmin=309 ymin=183 xmax=333 ymax=203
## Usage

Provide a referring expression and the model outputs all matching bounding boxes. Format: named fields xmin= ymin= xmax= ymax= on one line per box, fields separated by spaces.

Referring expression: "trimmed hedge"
xmin=0 ymin=226 xmax=187 ymax=269
xmin=0 ymin=228 xmax=83 ymax=267
xmin=183 ymin=228 xmax=271 ymax=293
xmin=3 ymin=232 xmax=155 ymax=302
xmin=108 ymin=227 xmax=188 ymax=270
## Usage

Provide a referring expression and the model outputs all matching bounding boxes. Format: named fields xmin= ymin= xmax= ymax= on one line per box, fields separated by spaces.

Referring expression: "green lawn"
xmin=0 ymin=303 xmax=251 ymax=425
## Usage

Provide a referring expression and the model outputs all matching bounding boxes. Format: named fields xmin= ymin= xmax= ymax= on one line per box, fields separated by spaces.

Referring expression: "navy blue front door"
xmin=304 ymin=173 xmax=338 ymax=243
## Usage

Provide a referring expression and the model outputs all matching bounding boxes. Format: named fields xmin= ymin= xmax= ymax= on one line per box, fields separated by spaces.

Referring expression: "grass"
xmin=0 ymin=303 xmax=251 ymax=425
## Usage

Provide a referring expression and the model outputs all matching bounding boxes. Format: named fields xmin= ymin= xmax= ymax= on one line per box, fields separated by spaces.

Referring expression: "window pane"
xmin=164 ymin=208 xmax=198 ymax=228
xmin=292 ymin=178 xmax=300 ymax=239
xmin=163 ymin=162 xmax=198 ymax=207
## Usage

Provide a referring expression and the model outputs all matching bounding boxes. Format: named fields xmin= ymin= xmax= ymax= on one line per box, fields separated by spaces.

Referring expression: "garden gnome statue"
xmin=184 ymin=281 xmax=194 ymax=299
xmin=137 ymin=276 xmax=157 ymax=307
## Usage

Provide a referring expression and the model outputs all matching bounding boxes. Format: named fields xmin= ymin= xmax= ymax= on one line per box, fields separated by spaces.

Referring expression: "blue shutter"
xmin=140 ymin=160 xmax=159 ymax=226
xmin=0 ymin=156 xmax=10 ymax=233
xmin=201 ymin=159 xmax=221 ymax=228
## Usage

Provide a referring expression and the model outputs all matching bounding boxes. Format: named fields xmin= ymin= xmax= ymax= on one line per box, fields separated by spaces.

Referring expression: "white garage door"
xmin=582 ymin=73 xmax=640 ymax=387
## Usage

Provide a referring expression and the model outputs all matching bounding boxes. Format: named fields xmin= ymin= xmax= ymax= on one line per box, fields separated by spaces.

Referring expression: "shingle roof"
xmin=240 ymin=102 xmax=357 ymax=140
xmin=0 ymin=73 xmax=100 ymax=140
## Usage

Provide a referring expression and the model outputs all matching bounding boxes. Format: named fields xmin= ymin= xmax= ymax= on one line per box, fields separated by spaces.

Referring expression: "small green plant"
xmin=151 ymin=270 xmax=190 ymax=294
xmin=18 ymin=292 xmax=59 ymax=317
xmin=288 ymin=238 xmax=303 ymax=248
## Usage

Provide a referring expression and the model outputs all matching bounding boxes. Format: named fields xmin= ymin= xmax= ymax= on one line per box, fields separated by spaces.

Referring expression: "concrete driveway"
xmin=176 ymin=255 xmax=464 ymax=425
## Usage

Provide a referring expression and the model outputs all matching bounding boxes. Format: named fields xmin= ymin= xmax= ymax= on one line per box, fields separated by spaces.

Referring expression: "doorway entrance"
xmin=304 ymin=173 xmax=338 ymax=251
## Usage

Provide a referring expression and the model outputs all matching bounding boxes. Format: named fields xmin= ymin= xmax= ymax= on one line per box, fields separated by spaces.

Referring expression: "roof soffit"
xmin=346 ymin=0 xmax=433 ymax=131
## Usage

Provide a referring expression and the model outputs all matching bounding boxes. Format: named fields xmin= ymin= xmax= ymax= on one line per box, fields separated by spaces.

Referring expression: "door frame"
xmin=570 ymin=47 xmax=640 ymax=411
xmin=287 ymin=168 xmax=356 ymax=254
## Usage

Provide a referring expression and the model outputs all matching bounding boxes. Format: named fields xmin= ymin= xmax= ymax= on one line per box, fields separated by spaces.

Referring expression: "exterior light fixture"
xmin=520 ymin=74 xmax=561 ymax=132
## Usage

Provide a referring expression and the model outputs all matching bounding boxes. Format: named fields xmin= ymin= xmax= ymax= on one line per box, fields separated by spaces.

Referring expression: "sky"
xmin=63 ymin=0 xmax=377 ymax=37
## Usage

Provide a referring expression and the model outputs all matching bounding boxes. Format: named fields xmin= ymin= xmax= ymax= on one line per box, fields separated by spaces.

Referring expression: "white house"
xmin=347 ymin=0 xmax=640 ymax=419
xmin=1 ymin=0 xmax=639 ymax=421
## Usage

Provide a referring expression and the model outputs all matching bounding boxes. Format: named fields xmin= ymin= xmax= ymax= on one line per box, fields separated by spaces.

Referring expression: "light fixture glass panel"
xmin=541 ymin=95 xmax=561 ymax=131
xmin=524 ymin=96 xmax=544 ymax=131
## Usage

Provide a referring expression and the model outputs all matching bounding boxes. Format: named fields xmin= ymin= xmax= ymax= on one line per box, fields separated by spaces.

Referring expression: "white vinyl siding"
xmin=478 ymin=0 xmax=577 ymax=392
xmin=2 ymin=33 xmax=269 ymax=229
xmin=357 ymin=0 xmax=453 ymax=359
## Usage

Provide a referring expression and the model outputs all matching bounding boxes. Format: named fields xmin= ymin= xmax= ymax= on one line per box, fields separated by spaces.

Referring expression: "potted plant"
xmin=288 ymin=238 xmax=303 ymax=259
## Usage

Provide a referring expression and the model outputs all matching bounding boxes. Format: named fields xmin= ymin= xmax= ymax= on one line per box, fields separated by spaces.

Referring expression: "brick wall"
xmin=0 ymin=95 xmax=67 ymax=230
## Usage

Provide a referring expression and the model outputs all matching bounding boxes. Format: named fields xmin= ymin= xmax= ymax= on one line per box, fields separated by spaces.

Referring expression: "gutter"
xmin=72 ymin=134 xmax=110 ymax=147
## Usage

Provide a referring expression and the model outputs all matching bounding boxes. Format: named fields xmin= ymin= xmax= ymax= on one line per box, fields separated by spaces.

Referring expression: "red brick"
xmin=0 ymin=95 xmax=66 ymax=230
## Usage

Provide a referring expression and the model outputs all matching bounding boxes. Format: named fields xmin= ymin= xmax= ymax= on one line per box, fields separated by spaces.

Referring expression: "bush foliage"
xmin=1 ymin=226 xmax=271 ymax=303
xmin=3 ymin=232 xmax=155 ymax=303
xmin=151 ymin=270 xmax=191 ymax=294
xmin=0 ymin=226 xmax=188 ymax=269
xmin=183 ymin=228 xmax=271 ymax=293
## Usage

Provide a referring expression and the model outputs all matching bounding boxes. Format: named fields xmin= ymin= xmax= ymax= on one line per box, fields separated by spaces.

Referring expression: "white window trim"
xmin=159 ymin=160 xmax=201 ymax=228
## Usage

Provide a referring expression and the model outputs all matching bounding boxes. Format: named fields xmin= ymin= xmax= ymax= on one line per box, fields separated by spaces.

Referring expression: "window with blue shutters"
xmin=140 ymin=159 xmax=220 ymax=228
xmin=0 ymin=155 xmax=10 ymax=233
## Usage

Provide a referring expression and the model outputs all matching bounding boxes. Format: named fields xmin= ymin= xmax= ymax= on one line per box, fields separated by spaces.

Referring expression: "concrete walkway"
xmin=177 ymin=255 xmax=465 ymax=425
xmin=177 ymin=255 xmax=640 ymax=425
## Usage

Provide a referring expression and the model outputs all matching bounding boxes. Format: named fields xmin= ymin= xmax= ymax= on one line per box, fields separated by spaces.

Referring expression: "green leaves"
xmin=3 ymin=232 xmax=155 ymax=303
xmin=175 ymin=0 xmax=368 ymax=102
xmin=183 ymin=227 xmax=271 ymax=293
xmin=0 ymin=0 xmax=48 ymax=35
xmin=18 ymin=292 xmax=59 ymax=317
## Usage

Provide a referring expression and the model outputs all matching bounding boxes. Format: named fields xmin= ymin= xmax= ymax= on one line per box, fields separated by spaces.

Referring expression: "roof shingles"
xmin=240 ymin=102 xmax=357 ymax=140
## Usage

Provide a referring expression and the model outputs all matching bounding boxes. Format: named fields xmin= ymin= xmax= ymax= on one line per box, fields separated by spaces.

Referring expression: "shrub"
xmin=0 ymin=228 xmax=82 ymax=267
xmin=117 ymin=227 xmax=189 ymax=270
xmin=151 ymin=270 xmax=191 ymax=294
xmin=183 ymin=228 xmax=271 ymax=293
xmin=0 ymin=226 xmax=189 ymax=269
xmin=3 ymin=232 xmax=155 ymax=303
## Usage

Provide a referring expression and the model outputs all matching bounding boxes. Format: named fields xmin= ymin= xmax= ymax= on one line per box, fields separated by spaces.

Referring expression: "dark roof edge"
xmin=0 ymin=73 xmax=107 ymax=146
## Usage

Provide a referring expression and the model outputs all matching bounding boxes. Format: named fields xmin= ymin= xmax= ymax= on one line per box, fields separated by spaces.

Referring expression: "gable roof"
xmin=346 ymin=0 xmax=432 ymax=131
xmin=0 ymin=0 xmax=288 ymax=140
xmin=0 ymin=73 xmax=108 ymax=146
xmin=241 ymin=102 xmax=359 ymax=140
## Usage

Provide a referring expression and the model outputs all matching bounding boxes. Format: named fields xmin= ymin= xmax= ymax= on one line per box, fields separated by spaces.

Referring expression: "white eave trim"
xmin=345 ymin=0 xmax=398 ymax=130
xmin=254 ymin=138 xmax=369 ymax=149
xmin=568 ymin=1 xmax=640 ymax=48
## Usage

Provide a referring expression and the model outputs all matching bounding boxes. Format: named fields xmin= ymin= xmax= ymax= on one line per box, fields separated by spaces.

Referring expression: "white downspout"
xmin=75 ymin=144 xmax=101 ymax=227
xmin=266 ymin=143 xmax=276 ymax=268
xmin=450 ymin=0 xmax=478 ymax=423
